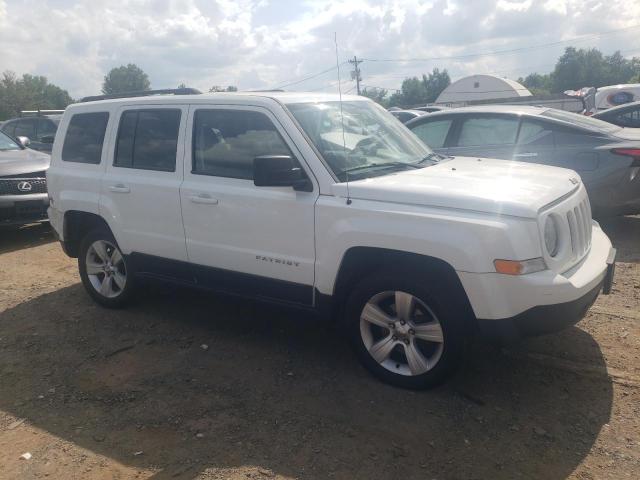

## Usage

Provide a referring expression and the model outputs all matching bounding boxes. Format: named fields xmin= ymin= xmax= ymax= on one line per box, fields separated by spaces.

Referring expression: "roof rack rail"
xmin=80 ymin=87 xmax=202 ymax=103
xmin=20 ymin=109 xmax=65 ymax=117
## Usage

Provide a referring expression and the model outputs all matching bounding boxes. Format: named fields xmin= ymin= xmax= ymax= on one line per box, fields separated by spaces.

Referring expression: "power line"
xmin=361 ymin=24 xmax=640 ymax=63
xmin=270 ymin=62 xmax=347 ymax=90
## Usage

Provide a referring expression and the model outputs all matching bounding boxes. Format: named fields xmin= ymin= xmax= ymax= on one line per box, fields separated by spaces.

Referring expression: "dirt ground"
xmin=0 ymin=218 xmax=638 ymax=480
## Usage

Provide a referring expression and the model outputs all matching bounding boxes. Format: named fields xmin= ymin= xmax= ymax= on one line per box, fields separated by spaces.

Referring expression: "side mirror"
xmin=253 ymin=155 xmax=312 ymax=191
xmin=41 ymin=135 xmax=55 ymax=144
xmin=16 ymin=136 xmax=31 ymax=148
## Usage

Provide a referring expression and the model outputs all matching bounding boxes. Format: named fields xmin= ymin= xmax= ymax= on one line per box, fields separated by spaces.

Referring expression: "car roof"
xmin=72 ymin=91 xmax=368 ymax=109
xmin=424 ymin=104 xmax=550 ymax=116
xmin=593 ymin=100 xmax=640 ymax=117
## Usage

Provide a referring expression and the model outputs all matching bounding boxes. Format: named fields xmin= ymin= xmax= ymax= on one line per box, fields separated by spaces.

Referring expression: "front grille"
xmin=0 ymin=177 xmax=47 ymax=195
xmin=566 ymin=196 xmax=592 ymax=258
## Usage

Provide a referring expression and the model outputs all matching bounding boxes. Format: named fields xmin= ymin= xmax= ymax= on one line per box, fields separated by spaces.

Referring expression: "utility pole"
xmin=349 ymin=56 xmax=362 ymax=95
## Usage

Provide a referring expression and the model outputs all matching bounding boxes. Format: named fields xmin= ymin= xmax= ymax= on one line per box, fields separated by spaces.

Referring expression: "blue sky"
xmin=1 ymin=0 xmax=639 ymax=98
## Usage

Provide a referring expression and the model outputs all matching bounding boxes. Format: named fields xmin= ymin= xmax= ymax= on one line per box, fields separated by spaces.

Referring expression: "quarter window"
xmin=61 ymin=112 xmax=109 ymax=164
xmin=517 ymin=120 xmax=554 ymax=146
xmin=411 ymin=119 xmax=453 ymax=148
xmin=192 ymin=109 xmax=291 ymax=180
xmin=115 ymin=109 xmax=181 ymax=172
xmin=458 ymin=116 xmax=519 ymax=146
xmin=14 ymin=119 xmax=37 ymax=138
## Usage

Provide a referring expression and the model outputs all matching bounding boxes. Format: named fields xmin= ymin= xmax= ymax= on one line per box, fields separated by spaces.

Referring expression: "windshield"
xmin=287 ymin=100 xmax=436 ymax=181
xmin=542 ymin=109 xmax=620 ymax=133
xmin=0 ymin=130 xmax=21 ymax=151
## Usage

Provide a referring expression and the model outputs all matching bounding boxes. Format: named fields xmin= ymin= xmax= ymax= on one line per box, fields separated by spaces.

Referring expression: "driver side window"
xmin=192 ymin=109 xmax=292 ymax=180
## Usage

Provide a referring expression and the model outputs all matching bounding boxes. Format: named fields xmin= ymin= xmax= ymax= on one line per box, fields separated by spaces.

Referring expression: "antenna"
xmin=334 ymin=33 xmax=352 ymax=205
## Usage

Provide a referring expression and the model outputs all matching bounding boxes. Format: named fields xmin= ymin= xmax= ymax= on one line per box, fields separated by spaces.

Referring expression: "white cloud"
xmin=0 ymin=0 xmax=638 ymax=99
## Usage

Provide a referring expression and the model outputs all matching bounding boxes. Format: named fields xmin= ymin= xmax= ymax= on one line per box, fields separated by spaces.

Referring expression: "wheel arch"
xmin=324 ymin=247 xmax=476 ymax=327
xmin=62 ymin=211 xmax=114 ymax=258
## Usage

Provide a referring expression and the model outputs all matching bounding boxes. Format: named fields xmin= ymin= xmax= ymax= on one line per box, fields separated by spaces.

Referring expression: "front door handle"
xmin=109 ymin=184 xmax=130 ymax=193
xmin=189 ymin=193 xmax=219 ymax=205
xmin=514 ymin=152 xmax=538 ymax=158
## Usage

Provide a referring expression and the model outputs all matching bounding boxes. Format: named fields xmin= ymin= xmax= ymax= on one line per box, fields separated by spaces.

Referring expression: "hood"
xmin=0 ymin=148 xmax=50 ymax=177
xmin=332 ymin=157 xmax=581 ymax=218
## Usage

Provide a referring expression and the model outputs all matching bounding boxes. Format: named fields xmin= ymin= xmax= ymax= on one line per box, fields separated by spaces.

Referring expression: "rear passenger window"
xmin=115 ymin=109 xmax=181 ymax=172
xmin=192 ymin=109 xmax=291 ymax=180
xmin=458 ymin=116 xmax=518 ymax=146
xmin=411 ymin=119 xmax=453 ymax=148
xmin=62 ymin=112 xmax=109 ymax=164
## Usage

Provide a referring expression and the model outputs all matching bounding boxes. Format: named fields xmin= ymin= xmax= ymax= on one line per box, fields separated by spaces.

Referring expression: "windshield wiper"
xmin=414 ymin=152 xmax=445 ymax=164
xmin=339 ymin=161 xmax=421 ymax=175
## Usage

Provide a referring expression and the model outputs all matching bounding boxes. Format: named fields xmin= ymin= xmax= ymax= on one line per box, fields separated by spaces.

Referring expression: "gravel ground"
xmin=0 ymin=217 xmax=638 ymax=480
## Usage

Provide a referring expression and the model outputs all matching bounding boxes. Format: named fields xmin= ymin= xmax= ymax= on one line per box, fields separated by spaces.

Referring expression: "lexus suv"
xmin=0 ymin=129 xmax=50 ymax=226
xmin=46 ymin=90 xmax=616 ymax=389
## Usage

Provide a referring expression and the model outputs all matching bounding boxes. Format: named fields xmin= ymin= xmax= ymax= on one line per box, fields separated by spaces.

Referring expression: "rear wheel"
xmin=78 ymin=229 xmax=134 ymax=308
xmin=346 ymin=272 xmax=468 ymax=389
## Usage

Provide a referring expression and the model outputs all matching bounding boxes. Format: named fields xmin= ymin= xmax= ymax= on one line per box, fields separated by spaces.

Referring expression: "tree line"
xmin=362 ymin=47 xmax=640 ymax=108
xmin=0 ymin=63 xmax=237 ymax=120
xmin=1 ymin=47 xmax=639 ymax=120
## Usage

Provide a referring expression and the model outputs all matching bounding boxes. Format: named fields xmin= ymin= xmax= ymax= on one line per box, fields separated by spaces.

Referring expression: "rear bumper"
xmin=0 ymin=194 xmax=49 ymax=226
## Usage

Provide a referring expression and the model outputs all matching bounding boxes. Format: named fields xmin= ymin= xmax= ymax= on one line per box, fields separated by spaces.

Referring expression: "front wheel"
xmin=345 ymin=273 xmax=468 ymax=389
xmin=78 ymin=229 xmax=135 ymax=308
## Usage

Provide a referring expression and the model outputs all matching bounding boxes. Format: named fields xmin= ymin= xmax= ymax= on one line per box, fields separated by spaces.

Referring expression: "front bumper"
xmin=458 ymin=223 xmax=615 ymax=341
xmin=0 ymin=193 xmax=49 ymax=226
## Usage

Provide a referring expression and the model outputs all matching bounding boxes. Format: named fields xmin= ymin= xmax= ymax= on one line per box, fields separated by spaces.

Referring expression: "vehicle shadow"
xmin=0 ymin=222 xmax=54 ymax=255
xmin=0 ymin=284 xmax=613 ymax=480
xmin=599 ymin=214 xmax=640 ymax=263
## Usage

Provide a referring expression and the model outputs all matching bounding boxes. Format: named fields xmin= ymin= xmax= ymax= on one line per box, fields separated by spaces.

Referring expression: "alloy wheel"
xmin=359 ymin=290 xmax=444 ymax=376
xmin=85 ymin=240 xmax=127 ymax=298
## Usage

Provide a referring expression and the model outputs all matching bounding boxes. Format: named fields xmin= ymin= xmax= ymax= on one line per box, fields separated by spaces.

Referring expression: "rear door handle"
xmin=514 ymin=152 xmax=538 ymax=158
xmin=108 ymin=184 xmax=130 ymax=193
xmin=189 ymin=193 xmax=219 ymax=205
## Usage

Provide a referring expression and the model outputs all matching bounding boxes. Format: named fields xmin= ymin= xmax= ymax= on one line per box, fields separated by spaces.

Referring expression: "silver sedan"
xmin=406 ymin=105 xmax=640 ymax=216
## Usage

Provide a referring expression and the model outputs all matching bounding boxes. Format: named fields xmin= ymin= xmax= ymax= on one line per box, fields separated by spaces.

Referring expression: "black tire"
xmin=345 ymin=269 xmax=470 ymax=389
xmin=78 ymin=228 xmax=135 ymax=308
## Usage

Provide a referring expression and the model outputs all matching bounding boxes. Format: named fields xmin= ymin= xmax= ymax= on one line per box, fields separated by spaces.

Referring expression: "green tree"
xmin=102 ymin=64 xmax=150 ymax=95
xmin=209 ymin=85 xmax=238 ymax=92
xmin=388 ymin=68 xmax=450 ymax=107
xmin=519 ymin=72 xmax=553 ymax=95
xmin=422 ymin=68 xmax=450 ymax=103
xmin=550 ymin=47 xmax=640 ymax=92
xmin=0 ymin=71 xmax=73 ymax=120
xmin=360 ymin=87 xmax=388 ymax=107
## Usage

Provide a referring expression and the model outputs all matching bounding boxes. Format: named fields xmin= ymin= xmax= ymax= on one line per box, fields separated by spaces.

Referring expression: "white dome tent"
xmin=436 ymin=74 xmax=532 ymax=104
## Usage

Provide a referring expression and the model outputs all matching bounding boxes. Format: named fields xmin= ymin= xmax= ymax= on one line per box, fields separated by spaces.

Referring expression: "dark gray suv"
xmin=406 ymin=105 xmax=640 ymax=216
xmin=1 ymin=112 xmax=62 ymax=153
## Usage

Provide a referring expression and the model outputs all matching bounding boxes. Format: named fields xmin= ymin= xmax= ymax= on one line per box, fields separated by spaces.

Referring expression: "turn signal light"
xmin=494 ymin=258 xmax=546 ymax=275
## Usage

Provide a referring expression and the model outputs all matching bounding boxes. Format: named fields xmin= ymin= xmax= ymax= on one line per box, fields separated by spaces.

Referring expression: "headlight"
xmin=544 ymin=215 xmax=559 ymax=257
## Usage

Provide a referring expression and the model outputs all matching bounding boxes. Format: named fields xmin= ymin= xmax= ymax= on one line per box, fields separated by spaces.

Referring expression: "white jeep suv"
xmin=46 ymin=90 xmax=616 ymax=389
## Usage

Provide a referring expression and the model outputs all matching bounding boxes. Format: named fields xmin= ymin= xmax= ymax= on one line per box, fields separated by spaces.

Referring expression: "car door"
xmin=447 ymin=114 xmax=519 ymax=160
xmin=408 ymin=117 xmax=454 ymax=154
xmin=180 ymin=105 xmax=318 ymax=306
xmin=101 ymin=105 xmax=189 ymax=275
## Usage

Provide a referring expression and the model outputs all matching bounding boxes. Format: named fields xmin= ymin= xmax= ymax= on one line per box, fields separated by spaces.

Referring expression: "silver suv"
xmin=0 ymin=130 xmax=50 ymax=226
